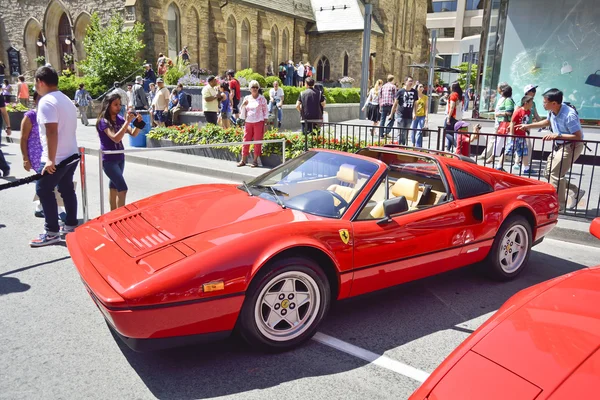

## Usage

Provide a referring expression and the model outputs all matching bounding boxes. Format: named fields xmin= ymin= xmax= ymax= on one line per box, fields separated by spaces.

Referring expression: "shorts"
xmin=103 ymin=159 xmax=128 ymax=192
xmin=232 ymin=98 xmax=240 ymax=114
xmin=505 ymin=137 xmax=528 ymax=157
xmin=154 ymin=110 xmax=167 ymax=122
xmin=221 ymin=111 xmax=232 ymax=119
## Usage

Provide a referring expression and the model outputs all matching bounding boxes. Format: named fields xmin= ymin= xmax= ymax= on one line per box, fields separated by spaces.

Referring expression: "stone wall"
xmin=0 ymin=0 xmax=124 ymax=79
xmin=308 ymin=32 xmax=365 ymax=84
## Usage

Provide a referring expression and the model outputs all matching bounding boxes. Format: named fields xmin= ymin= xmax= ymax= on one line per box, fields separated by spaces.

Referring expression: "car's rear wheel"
xmin=238 ymin=257 xmax=330 ymax=351
xmin=485 ymin=215 xmax=532 ymax=281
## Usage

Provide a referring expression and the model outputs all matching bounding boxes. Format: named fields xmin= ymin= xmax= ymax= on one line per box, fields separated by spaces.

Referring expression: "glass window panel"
xmin=227 ymin=17 xmax=236 ymax=70
xmin=241 ymin=20 xmax=250 ymax=69
xmin=167 ymin=5 xmax=180 ymax=60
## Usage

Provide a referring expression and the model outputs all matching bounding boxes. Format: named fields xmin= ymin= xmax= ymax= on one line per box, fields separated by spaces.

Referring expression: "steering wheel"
xmin=328 ymin=191 xmax=350 ymax=214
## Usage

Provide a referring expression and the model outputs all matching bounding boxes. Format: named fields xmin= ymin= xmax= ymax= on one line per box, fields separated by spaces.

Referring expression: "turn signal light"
xmin=202 ymin=281 xmax=225 ymax=292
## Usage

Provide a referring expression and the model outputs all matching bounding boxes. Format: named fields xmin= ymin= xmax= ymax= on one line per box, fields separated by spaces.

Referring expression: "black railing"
xmin=304 ymin=121 xmax=600 ymax=220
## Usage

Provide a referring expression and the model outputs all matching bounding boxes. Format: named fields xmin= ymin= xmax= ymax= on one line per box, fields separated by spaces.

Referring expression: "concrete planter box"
xmin=146 ymin=137 xmax=283 ymax=168
xmin=174 ymin=103 xmax=360 ymax=131
xmin=8 ymin=111 xmax=25 ymax=130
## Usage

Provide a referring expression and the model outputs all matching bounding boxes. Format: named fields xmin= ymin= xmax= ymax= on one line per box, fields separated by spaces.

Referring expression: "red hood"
xmin=103 ymin=184 xmax=285 ymax=257
xmin=71 ymin=184 xmax=290 ymax=296
xmin=472 ymin=268 xmax=600 ymax=393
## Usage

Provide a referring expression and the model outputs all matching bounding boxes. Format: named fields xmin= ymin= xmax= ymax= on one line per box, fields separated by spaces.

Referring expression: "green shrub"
xmin=265 ymin=87 xmax=360 ymax=105
xmin=282 ymin=86 xmax=303 ymax=104
xmin=247 ymin=73 xmax=267 ymax=89
xmin=344 ymin=88 xmax=361 ymax=103
xmin=58 ymin=74 xmax=107 ymax=99
xmin=265 ymin=76 xmax=282 ymax=88
xmin=235 ymin=68 xmax=254 ymax=80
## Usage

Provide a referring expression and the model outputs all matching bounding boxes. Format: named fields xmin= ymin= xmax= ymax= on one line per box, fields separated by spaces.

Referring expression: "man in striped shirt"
xmin=378 ymin=75 xmax=397 ymax=137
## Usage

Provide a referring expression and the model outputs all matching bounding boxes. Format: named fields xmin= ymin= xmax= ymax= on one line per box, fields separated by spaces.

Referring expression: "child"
xmin=507 ymin=96 xmax=533 ymax=174
xmin=218 ymin=81 xmax=232 ymax=129
xmin=454 ymin=121 xmax=481 ymax=157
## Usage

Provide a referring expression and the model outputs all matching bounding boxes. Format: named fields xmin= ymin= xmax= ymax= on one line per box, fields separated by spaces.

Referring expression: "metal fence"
xmin=304 ymin=121 xmax=600 ymax=220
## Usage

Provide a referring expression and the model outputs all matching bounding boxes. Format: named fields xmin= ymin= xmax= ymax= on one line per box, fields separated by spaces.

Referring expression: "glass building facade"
xmin=477 ymin=0 xmax=600 ymax=123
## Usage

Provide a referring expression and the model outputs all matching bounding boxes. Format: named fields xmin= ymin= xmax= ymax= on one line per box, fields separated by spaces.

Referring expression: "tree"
xmin=78 ymin=13 xmax=145 ymax=88
xmin=453 ymin=62 xmax=478 ymax=88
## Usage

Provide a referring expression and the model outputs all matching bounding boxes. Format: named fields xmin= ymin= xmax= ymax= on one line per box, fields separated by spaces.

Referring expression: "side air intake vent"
xmin=449 ymin=167 xmax=493 ymax=199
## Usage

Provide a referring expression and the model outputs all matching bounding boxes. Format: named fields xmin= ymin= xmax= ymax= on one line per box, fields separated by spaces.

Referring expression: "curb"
xmin=545 ymin=219 xmax=599 ymax=248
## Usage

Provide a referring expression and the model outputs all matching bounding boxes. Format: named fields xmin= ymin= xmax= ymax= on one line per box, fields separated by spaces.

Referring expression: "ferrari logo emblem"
xmin=339 ymin=229 xmax=351 ymax=244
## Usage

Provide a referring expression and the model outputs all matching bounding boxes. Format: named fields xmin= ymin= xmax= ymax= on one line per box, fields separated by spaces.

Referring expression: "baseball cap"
xmin=454 ymin=121 xmax=469 ymax=131
xmin=524 ymin=84 xmax=538 ymax=94
xmin=156 ymin=77 xmax=164 ymax=83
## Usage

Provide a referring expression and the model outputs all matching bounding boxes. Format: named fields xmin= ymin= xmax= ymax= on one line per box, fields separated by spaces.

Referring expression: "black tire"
xmin=238 ymin=257 xmax=331 ymax=352
xmin=485 ymin=215 xmax=533 ymax=281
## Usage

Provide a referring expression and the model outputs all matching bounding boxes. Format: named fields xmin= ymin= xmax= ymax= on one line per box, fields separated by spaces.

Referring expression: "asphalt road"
xmin=1 ymin=141 xmax=600 ymax=400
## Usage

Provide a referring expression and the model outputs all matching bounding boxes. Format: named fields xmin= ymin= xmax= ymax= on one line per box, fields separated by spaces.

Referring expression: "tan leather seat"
xmin=327 ymin=164 xmax=358 ymax=203
xmin=369 ymin=178 xmax=420 ymax=219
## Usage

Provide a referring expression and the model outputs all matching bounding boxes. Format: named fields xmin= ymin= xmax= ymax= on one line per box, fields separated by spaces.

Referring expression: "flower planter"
xmin=340 ymin=82 xmax=353 ymax=88
xmin=8 ymin=111 xmax=26 ymax=130
xmin=147 ymin=137 xmax=282 ymax=167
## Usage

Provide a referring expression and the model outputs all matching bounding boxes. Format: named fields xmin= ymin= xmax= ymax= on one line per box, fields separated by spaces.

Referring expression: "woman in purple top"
xmin=96 ymin=92 xmax=142 ymax=210
xmin=20 ymin=91 xmax=42 ymax=173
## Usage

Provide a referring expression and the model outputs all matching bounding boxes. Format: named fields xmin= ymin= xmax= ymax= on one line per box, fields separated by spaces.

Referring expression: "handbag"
xmin=497 ymin=121 xmax=510 ymax=135
xmin=585 ymin=70 xmax=600 ymax=87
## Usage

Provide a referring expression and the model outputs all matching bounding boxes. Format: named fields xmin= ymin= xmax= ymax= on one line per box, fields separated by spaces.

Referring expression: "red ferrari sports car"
xmin=67 ymin=147 xmax=559 ymax=351
xmin=410 ymin=218 xmax=600 ymax=400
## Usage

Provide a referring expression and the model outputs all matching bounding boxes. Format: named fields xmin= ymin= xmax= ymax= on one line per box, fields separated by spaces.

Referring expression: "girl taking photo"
xmin=96 ymin=93 xmax=142 ymax=210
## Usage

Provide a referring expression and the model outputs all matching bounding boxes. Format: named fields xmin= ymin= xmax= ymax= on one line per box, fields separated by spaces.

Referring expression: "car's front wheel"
xmin=238 ymin=257 xmax=330 ymax=351
xmin=486 ymin=215 xmax=532 ymax=281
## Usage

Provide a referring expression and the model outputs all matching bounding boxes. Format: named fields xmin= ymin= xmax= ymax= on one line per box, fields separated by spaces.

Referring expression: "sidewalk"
xmin=6 ymin=118 xmax=598 ymax=247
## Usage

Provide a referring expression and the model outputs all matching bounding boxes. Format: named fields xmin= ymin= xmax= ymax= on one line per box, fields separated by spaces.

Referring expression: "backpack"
xmin=564 ymin=101 xmax=578 ymax=115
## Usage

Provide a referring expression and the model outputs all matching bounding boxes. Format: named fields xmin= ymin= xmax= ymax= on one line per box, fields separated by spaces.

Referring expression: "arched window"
xmin=282 ymin=29 xmax=289 ymax=64
xmin=241 ymin=20 xmax=250 ymax=69
xmin=316 ymin=56 xmax=330 ymax=82
xmin=227 ymin=16 xmax=236 ymax=70
xmin=167 ymin=3 xmax=181 ymax=60
xmin=58 ymin=13 xmax=73 ymax=71
xmin=271 ymin=27 xmax=279 ymax=65
xmin=343 ymin=52 xmax=349 ymax=76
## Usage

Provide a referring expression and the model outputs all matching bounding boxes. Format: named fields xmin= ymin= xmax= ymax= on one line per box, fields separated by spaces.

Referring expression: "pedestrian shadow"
xmin=0 ymin=255 xmax=71 ymax=278
xmin=0 ymin=276 xmax=31 ymax=296
xmin=117 ymin=250 xmax=588 ymax=399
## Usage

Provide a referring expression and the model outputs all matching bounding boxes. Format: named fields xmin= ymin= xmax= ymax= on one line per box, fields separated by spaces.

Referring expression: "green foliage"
xmin=6 ymin=103 xmax=29 ymax=112
xmin=247 ymin=73 xmax=267 ymax=89
xmin=78 ymin=12 xmax=146 ymax=88
xmin=147 ymin=124 xmax=369 ymax=160
xmin=58 ymin=74 xmax=107 ymax=99
xmin=235 ymin=68 xmax=254 ymax=80
xmin=265 ymin=76 xmax=282 ymax=88
xmin=265 ymin=87 xmax=360 ymax=104
xmin=164 ymin=57 xmax=190 ymax=85
xmin=34 ymin=56 xmax=46 ymax=66
xmin=452 ymin=62 xmax=478 ymax=88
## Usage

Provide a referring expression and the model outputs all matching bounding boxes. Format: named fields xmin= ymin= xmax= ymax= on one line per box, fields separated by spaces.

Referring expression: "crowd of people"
xmin=361 ymin=73 xmax=587 ymax=211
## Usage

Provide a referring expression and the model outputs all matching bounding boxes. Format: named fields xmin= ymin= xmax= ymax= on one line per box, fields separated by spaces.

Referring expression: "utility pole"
xmin=465 ymin=44 xmax=474 ymax=116
xmin=427 ymin=30 xmax=437 ymax=100
xmin=359 ymin=1 xmax=372 ymax=120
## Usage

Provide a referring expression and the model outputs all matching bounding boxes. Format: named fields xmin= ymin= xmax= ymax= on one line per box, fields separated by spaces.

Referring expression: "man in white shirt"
xmin=152 ymin=78 xmax=170 ymax=127
xmin=268 ymin=80 xmax=285 ymax=128
xmin=202 ymin=75 xmax=220 ymax=125
xmin=31 ymin=66 xmax=79 ymax=247
xmin=297 ymin=62 xmax=305 ymax=88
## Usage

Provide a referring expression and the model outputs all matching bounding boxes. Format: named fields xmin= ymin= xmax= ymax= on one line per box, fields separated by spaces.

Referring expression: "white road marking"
xmin=544 ymin=237 xmax=600 ymax=251
xmin=313 ymin=332 xmax=431 ymax=383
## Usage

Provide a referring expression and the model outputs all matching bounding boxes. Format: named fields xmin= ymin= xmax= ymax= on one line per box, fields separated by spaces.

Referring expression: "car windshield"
xmin=240 ymin=151 xmax=380 ymax=218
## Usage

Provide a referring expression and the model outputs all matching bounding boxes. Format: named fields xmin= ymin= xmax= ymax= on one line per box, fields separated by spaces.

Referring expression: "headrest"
xmin=391 ymin=178 xmax=419 ymax=201
xmin=336 ymin=164 xmax=357 ymax=184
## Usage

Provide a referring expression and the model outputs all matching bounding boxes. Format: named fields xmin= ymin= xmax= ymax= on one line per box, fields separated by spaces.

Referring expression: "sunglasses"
xmin=251 ymin=87 xmax=259 ymax=89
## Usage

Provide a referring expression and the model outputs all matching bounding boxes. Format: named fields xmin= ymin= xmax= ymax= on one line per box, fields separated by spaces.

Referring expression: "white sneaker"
xmin=567 ymin=189 xmax=586 ymax=210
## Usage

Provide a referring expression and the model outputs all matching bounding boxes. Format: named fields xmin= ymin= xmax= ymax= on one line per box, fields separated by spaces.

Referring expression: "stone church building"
xmin=0 ymin=0 xmax=429 ymax=85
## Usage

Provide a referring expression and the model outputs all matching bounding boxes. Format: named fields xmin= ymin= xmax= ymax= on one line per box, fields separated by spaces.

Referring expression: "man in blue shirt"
xmin=171 ymin=83 xmax=190 ymax=125
xmin=74 ymin=83 xmax=92 ymax=126
xmin=518 ymin=88 xmax=585 ymax=210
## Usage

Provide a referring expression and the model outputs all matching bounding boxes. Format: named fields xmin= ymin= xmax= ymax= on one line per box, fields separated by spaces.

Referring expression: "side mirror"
xmin=591 ymin=218 xmax=600 ymax=240
xmin=377 ymin=196 xmax=409 ymax=225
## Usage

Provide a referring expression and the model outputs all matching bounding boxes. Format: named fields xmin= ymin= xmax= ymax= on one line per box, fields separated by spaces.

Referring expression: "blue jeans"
xmin=36 ymin=160 xmax=79 ymax=233
xmin=378 ymin=105 xmax=394 ymax=137
xmin=102 ymin=159 xmax=127 ymax=191
xmin=0 ymin=121 xmax=9 ymax=172
xmin=411 ymin=116 xmax=425 ymax=147
xmin=268 ymin=101 xmax=282 ymax=123
xmin=396 ymin=117 xmax=411 ymax=145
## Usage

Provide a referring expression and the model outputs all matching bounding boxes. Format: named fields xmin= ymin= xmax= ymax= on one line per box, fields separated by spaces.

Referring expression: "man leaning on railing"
xmin=517 ymin=88 xmax=585 ymax=211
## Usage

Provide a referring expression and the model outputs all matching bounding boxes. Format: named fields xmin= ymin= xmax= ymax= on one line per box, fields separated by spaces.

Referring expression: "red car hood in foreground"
xmin=72 ymin=184 xmax=288 ymax=296
xmin=414 ymin=267 xmax=600 ymax=400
